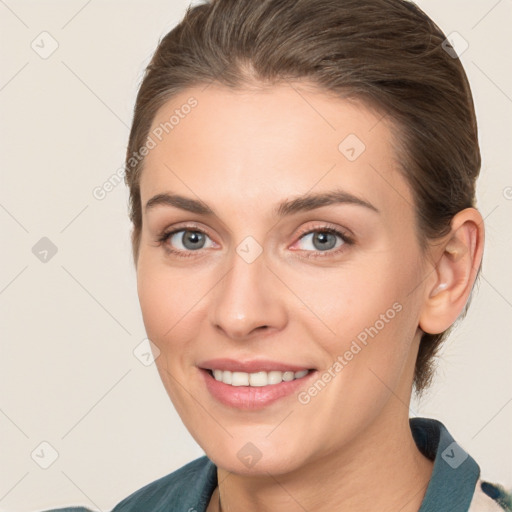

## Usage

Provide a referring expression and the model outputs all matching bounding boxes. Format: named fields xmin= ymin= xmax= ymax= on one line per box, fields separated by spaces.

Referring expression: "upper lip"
xmin=198 ymin=358 xmax=314 ymax=373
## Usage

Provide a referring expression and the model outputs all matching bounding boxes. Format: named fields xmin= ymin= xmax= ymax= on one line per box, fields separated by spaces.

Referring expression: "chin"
xmin=201 ymin=435 xmax=310 ymax=476
xmin=214 ymin=453 xmax=303 ymax=477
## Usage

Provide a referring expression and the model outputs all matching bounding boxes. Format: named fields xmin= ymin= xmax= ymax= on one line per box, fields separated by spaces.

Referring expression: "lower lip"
xmin=200 ymin=368 xmax=317 ymax=410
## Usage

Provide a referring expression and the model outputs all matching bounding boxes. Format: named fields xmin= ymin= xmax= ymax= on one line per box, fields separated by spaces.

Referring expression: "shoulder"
xmin=111 ymin=455 xmax=217 ymax=512
xmin=38 ymin=456 xmax=217 ymax=512
xmin=469 ymin=479 xmax=512 ymax=512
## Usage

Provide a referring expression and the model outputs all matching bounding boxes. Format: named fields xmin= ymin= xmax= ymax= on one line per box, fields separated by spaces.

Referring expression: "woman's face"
xmin=136 ymin=83 xmax=430 ymax=475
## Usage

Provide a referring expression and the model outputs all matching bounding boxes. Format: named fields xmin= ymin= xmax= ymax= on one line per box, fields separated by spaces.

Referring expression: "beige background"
xmin=1 ymin=0 xmax=511 ymax=510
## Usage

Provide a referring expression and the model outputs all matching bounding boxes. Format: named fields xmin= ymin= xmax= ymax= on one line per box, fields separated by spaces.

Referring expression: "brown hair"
xmin=124 ymin=0 xmax=482 ymax=394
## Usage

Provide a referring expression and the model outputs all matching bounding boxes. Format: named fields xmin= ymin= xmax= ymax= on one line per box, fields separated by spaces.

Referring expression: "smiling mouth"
xmin=206 ymin=368 xmax=315 ymax=387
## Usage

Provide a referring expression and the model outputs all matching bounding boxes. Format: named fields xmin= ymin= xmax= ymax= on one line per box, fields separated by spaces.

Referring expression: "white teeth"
xmin=232 ymin=372 xmax=249 ymax=386
xmin=249 ymin=371 xmax=267 ymax=387
xmin=211 ymin=369 xmax=310 ymax=386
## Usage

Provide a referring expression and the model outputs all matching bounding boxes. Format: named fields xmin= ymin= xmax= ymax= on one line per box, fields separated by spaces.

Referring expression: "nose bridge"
xmin=208 ymin=242 xmax=286 ymax=339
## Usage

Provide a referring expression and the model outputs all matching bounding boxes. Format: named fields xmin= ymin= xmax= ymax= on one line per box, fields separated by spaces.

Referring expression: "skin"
xmin=135 ymin=82 xmax=484 ymax=512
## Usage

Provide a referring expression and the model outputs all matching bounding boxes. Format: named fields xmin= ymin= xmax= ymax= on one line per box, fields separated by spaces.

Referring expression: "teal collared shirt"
xmin=43 ymin=417 xmax=510 ymax=512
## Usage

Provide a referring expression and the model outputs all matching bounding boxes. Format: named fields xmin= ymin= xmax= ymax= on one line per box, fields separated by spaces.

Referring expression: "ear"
xmin=418 ymin=207 xmax=485 ymax=335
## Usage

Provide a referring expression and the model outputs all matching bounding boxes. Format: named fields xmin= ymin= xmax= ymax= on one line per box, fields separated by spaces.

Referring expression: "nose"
xmin=208 ymin=246 xmax=288 ymax=340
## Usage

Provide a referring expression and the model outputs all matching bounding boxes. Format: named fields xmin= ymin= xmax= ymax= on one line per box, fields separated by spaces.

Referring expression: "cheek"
xmin=290 ymin=264 xmax=418 ymax=430
xmin=289 ymin=261 xmax=405 ymax=341
xmin=292 ymin=249 xmax=422 ymax=373
xmin=136 ymin=254 xmax=207 ymax=349
xmin=137 ymin=268 xmax=172 ymax=342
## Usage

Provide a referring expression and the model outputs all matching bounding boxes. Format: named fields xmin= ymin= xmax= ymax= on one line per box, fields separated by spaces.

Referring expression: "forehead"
xmin=140 ymin=83 xmax=414 ymax=219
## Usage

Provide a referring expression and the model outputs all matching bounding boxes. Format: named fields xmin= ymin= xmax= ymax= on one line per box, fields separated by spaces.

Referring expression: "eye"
xmin=158 ymin=227 xmax=216 ymax=256
xmin=157 ymin=224 xmax=353 ymax=259
xmin=293 ymin=226 xmax=353 ymax=257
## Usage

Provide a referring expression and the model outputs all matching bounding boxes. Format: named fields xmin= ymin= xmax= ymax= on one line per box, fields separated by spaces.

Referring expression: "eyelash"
xmin=156 ymin=223 xmax=354 ymax=259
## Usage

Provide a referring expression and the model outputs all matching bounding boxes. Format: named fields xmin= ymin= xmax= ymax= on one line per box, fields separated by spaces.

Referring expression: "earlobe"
xmin=419 ymin=208 xmax=484 ymax=335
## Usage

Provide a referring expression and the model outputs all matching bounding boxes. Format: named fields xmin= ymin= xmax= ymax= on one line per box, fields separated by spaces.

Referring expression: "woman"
xmin=44 ymin=0 xmax=511 ymax=510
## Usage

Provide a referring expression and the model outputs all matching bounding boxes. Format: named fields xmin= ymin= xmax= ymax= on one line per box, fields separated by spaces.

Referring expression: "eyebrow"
xmin=144 ymin=189 xmax=380 ymax=217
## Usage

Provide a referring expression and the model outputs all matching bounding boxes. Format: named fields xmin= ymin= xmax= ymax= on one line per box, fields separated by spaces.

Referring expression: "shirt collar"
xmin=411 ymin=417 xmax=480 ymax=511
